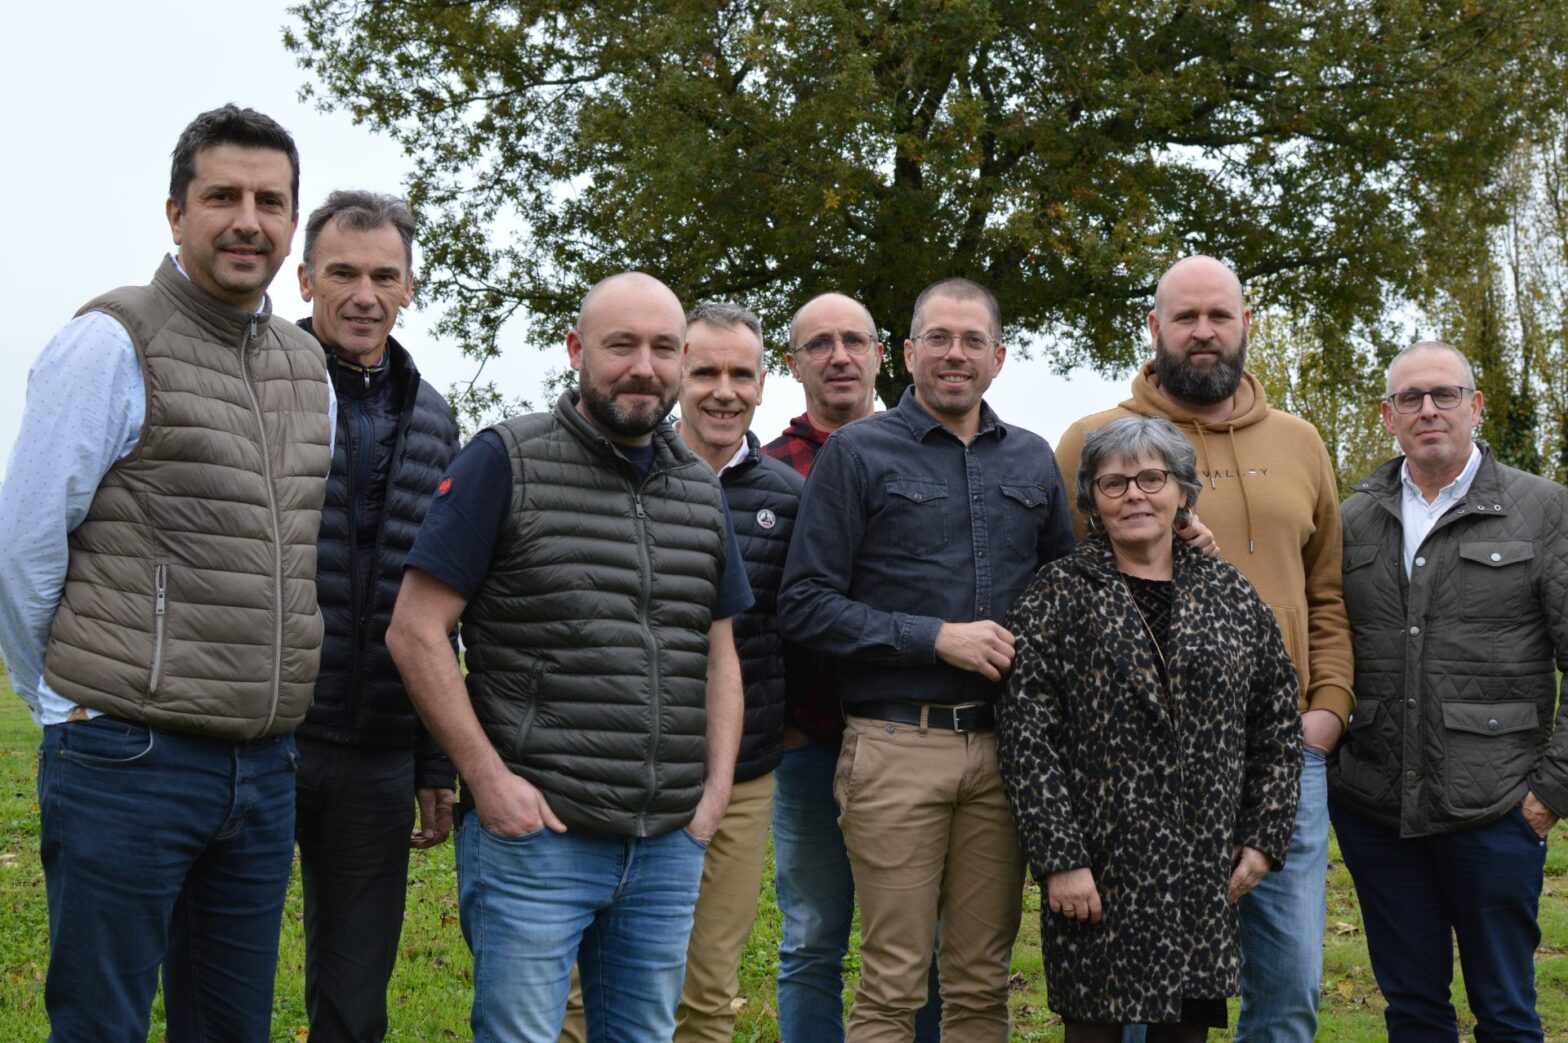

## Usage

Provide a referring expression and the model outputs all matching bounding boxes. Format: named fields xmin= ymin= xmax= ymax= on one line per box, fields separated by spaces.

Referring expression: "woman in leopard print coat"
xmin=998 ymin=417 xmax=1301 ymax=1039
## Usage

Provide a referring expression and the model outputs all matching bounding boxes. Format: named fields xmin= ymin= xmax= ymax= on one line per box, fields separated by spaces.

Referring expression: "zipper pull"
xmin=155 ymin=565 xmax=167 ymax=615
xmin=246 ymin=317 xmax=257 ymax=343
xmin=363 ymin=367 xmax=370 ymax=390
xmin=633 ymin=495 xmax=646 ymax=519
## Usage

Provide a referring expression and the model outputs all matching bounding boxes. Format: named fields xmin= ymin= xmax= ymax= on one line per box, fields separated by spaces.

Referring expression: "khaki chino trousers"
xmin=837 ymin=714 xmax=1024 ymax=1043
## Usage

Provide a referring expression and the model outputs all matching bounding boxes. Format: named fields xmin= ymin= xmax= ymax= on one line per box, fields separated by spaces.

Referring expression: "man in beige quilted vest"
xmin=0 ymin=105 xmax=334 ymax=1043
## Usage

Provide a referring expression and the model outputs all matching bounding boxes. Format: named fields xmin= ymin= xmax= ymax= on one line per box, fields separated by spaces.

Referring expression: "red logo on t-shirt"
xmin=437 ymin=477 xmax=453 ymax=496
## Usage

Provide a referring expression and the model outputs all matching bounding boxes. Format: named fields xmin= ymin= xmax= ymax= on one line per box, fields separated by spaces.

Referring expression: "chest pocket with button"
xmin=998 ymin=482 xmax=1051 ymax=559
xmin=880 ymin=477 xmax=950 ymax=556
xmin=1457 ymin=540 xmax=1534 ymax=622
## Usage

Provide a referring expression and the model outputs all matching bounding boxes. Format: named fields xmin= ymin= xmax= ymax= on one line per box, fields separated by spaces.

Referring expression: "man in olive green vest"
xmin=388 ymin=272 xmax=751 ymax=1042
xmin=0 ymin=105 xmax=333 ymax=1042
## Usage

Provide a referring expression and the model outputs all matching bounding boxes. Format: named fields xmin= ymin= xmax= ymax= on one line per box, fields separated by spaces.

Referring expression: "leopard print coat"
xmin=997 ymin=534 xmax=1302 ymax=1024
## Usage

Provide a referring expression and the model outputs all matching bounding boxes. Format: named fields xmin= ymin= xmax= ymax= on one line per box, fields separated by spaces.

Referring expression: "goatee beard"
xmin=1153 ymin=332 xmax=1246 ymax=405
xmin=580 ymin=380 xmax=675 ymax=438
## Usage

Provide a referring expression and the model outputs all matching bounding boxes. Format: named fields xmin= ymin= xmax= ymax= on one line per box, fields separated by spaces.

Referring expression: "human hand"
xmin=1521 ymin=792 xmax=1559 ymax=838
xmin=1047 ymin=867 xmax=1103 ymax=924
xmin=1175 ymin=511 xmax=1219 ymax=558
xmin=1300 ymin=709 xmax=1345 ymax=757
xmin=935 ymin=621 xmax=1016 ymax=681
xmin=1228 ymin=846 xmax=1270 ymax=902
xmin=687 ymin=784 xmax=732 ymax=845
xmin=411 ymin=787 xmax=456 ymax=848
xmin=472 ymin=771 xmax=567 ymax=838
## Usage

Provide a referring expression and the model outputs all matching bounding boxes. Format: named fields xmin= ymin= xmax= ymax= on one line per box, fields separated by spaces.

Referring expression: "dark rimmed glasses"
xmin=1093 ymin=468 xmax=1171 ymax=498
xmin=1385 ymin=385 xmax=1473 ymax=413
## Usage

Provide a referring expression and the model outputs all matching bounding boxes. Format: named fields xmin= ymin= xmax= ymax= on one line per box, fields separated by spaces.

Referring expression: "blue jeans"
xmin=1123 ymin=746 xmax=1327 ymax=1043
xmin=456 ymin=814 xmax=707 ymax=1042
xmin=1330 ymin=799 xmax=1547 ymax=1042
xmin=37 ymin=716 xmax=298 ymax=1043
xmin=771 ymin=738 xmax=942 ymax=1043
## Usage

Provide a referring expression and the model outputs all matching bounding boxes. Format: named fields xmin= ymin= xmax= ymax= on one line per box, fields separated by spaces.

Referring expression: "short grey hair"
xmin=687 ymin=301 xmax=763 ymax=344
xmin=1076 ymin=416 xmax=1202 ymax=526
xmin=302 ymin=189 xmax=416 ymax=274
xmin=1385 ymin=340 xmax=1476 ymax=395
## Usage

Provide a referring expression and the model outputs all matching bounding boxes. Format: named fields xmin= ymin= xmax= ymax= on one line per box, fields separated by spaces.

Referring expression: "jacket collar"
xmin=555 ymin=389 xmax=696 ymax=475
xmin=1071 ymin=528 xmax=1206 ymax=588
xmin=1353 ymin=446 xmax=1508 ymax=518
xmin=298 ymin=316 xmax=417 ymax=402
xmin=154 ymin=254 xmax=275 ymax=347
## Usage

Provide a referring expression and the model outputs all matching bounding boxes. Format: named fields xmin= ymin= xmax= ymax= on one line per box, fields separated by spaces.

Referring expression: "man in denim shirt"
xmin=778 ymin=277 xmax=1075 ymax=1042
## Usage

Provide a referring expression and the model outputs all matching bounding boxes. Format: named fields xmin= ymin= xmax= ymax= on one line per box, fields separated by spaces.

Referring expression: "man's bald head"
xmin=788 ymin=292 xmax=877 ymax=349
xmin=577 ymin=271 xmax=685 ymax=339
xmin=1153 ymin=255 xmax=1244 ymax=317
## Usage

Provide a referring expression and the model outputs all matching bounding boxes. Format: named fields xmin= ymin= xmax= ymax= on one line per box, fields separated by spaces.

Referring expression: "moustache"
xmin=215 ymin=234 xmax=273 ymax=255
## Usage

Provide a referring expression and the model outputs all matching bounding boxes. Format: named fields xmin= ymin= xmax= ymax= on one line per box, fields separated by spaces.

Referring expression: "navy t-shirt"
xmin=406 ymin=431 xmax=753 ymax=618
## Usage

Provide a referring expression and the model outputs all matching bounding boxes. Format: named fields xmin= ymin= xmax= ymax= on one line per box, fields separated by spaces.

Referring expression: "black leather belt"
xmin=853 ymin=700 xmax=996 ymax=732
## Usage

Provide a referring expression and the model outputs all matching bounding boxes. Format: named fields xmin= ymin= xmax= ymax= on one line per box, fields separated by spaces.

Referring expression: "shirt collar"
xmin=716 ymin=439 xmax=751 ymax=477
xmin=893 ymin=386 xmax=1006 ymax=442
xmin=1400 ymin=442 xmax=1482 ymax=505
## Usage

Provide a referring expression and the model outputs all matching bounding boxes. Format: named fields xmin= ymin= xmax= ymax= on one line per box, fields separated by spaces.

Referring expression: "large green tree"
xmin=287 ymin=0 xmax=1568 ymax=406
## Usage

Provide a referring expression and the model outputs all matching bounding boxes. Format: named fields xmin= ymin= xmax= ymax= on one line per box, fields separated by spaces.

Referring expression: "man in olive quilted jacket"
xmin=1331 ymin=340 xmax=1568 ymax=1042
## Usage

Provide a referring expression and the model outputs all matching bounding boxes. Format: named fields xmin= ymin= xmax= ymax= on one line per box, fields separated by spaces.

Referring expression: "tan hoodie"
xmin=1055 ymin=360 xmax=1354 ymax=724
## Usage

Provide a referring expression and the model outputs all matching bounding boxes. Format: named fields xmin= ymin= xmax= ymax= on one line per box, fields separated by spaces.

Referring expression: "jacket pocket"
xmin=149 ymin=563 xmax=168 ymax=695
xmin=1458 ymin=541 xmax=1534 ymax=622
xmin=1341 ymin=543 xmax=1384 ymax=628
xmin=1439 ymin=700 xmax=1539 ymax=813
xmin=880 ymin=478 xmax=949 ymax=556
xmin=1332 ymin=698 xmax=1398 ymax=805
xmin=998 ymin=482 xmax=1051 ymax=559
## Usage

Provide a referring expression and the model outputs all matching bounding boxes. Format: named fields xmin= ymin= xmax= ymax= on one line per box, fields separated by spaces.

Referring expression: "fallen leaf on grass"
xmin=1333 ymin=921 xmax=1360 ymax=935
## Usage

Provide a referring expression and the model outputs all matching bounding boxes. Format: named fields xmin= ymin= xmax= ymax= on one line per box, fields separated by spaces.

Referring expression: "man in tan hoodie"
xmin=1055 ymin=255 xmax=1352 ymax=1043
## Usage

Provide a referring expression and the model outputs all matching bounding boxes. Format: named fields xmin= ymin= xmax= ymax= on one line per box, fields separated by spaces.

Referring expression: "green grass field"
xmin=0 ymin=688 xmax=1563 ymax=1041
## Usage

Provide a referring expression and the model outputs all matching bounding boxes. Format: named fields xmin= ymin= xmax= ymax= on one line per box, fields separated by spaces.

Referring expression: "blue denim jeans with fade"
xmin=456 ymin=813 xmax=708 ymax=1043
xmin=37 ymin=715 xmax=299 ymax=1043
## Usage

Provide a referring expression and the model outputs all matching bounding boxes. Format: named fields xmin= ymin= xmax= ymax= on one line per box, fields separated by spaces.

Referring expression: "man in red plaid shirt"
xmin=763 ymin=293 xmax=942 ymax=1043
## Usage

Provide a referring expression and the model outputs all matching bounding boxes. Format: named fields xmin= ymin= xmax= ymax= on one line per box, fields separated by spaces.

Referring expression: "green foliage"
xmin=1247 ymin=306 xmax=1396 ymax=498
xmin=285 ymin=0 xmax=1568 ymax=406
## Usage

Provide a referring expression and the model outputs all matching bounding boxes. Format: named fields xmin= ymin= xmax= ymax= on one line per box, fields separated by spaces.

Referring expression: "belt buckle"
xmin=949 ymin=701 xmax=986 ymax=733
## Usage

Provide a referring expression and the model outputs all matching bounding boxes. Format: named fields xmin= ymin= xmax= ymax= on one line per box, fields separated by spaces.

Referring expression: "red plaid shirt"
xmin=764 ymin=414 xmax=844 ymax=744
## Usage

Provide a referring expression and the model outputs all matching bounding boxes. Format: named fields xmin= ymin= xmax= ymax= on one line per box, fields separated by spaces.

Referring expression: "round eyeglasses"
xmin=796 ymin=331 xmax=877 ymax=360
xmin=1092 ymin=468 xmax=1171 ymax=498
xmin=913 ymin=330 xmax=997 ymax=357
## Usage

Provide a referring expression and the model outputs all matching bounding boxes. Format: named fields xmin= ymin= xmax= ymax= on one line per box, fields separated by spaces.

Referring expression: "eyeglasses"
xmin=914 ymin=330 xmax=997 ymax=357
xmin=1385 ymin=385 xmax=1473 ymax=414
xmin=1093 ymin=468 xmax=1171 ymax=498
xmin=796 ymin=331 xmax=878 ymax=360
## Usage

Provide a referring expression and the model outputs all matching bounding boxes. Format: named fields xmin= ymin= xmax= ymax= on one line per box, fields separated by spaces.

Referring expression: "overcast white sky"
xmin=0 ymin=1 xmax=1132 ymax=483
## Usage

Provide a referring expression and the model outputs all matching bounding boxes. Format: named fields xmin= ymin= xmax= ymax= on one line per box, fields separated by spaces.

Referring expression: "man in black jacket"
xmin=1332 ymin=341 xmax=1567 ymax=1042
xmin=293 ymin=190 xmax=460 ymax=1043
xmin=670 ymin=302 xmax=804 ymax=1041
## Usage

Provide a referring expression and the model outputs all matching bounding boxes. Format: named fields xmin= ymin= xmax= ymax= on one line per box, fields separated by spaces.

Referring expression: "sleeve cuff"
xmin=1305 ymin=684 xmax=1354 ymax=727
xmin=898 ymin=613 xmax=945 ymax=663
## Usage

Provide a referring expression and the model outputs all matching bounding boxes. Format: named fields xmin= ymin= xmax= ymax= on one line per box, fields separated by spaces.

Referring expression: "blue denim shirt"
xmin=778 ymin=388 xmax=1075 ymax=708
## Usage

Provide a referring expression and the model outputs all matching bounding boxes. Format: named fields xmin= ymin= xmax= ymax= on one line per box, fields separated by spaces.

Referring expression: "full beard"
xmin=580 ymin=378 xmax=676 ymax=438
xmin=1153 ymin=331 xmax=1246 ymax=405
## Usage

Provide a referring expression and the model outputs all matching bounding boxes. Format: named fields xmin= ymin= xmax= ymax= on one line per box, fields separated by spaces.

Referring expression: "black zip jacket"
xmin=299 ymin=318 xmax=459 ymax=788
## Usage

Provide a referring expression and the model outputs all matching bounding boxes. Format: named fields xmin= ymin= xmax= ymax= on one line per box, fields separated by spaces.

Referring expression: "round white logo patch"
xmin=756 ymin=508 xmax=777 ymax=530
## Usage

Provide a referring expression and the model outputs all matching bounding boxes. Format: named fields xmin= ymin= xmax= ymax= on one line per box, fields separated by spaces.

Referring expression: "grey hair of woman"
xmin=1075 ymin=416 xmax=1203 ymax=532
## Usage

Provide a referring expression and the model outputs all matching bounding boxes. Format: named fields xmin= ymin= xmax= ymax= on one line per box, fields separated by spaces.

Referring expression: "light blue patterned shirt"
xmin=0 ymin=276 xmax=335 ymax=727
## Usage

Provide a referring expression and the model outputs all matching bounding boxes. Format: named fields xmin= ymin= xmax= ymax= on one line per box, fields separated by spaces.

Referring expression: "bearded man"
xmin=385 ymin=271 xmax=752 ymax=1042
